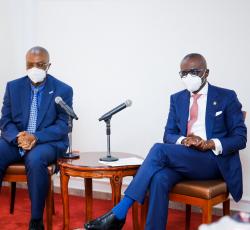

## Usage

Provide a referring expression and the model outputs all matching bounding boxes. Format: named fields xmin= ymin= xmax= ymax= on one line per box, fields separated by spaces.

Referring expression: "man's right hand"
xmin=17 ymin=131 xmax=28 ymax=146
xmin=181 ymin=134 xmax=203 ymax=147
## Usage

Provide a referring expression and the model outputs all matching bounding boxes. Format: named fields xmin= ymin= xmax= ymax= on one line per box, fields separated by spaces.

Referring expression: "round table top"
xmin=58 ymin=152 xmax=143 ymax=170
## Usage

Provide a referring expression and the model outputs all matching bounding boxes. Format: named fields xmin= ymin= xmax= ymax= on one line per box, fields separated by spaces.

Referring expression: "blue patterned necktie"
xmin=27 ymin=88 xmax=39 ymax=134
xmin=19 ymin=88 xmax=38 ymax=156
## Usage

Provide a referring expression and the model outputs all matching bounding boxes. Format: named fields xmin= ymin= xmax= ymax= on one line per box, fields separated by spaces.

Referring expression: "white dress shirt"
xmin=177 ymin=83 xmax=222 ymax=155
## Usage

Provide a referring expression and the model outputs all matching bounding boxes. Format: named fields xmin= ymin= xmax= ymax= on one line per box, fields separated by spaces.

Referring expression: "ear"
xmin=205 ymin=69 xmax=209 ymax=77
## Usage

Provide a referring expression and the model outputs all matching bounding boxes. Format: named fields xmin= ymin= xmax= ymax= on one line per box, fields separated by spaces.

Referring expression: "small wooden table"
xmin=58 ymin=152 xmax=142 ymax=230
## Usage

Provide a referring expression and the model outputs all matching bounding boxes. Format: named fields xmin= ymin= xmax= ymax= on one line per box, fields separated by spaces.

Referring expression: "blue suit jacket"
xmin=163 ymin=84 xmax=247 ymax=202
xmin=0 ymin=74 xmax=73 ymax=157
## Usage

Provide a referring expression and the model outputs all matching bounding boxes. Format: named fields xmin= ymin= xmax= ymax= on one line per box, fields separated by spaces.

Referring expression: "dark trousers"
xmin=125 ymin=143 xmax=222 ymax=230
xmin=0 ymin=138 xmax=57 ymax=219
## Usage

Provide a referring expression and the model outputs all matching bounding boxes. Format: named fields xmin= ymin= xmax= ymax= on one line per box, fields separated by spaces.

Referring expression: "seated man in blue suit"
xmin=85 ymin=53 xmax=247 ymax=230
xmin=0 ymin=46 xmax=73 ymax=230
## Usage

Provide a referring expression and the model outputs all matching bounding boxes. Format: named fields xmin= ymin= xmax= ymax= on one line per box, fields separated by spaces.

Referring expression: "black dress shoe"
xmin=29 ymin=219 xmax=44 ymax=230
xmin=84 ymin=211 xmax=125 ymax=230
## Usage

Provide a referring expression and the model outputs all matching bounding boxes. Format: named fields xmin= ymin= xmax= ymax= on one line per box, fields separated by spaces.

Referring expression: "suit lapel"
xmin=179 ymin=90 xmax=190 ymax=136
xmin=36 ymin=75 xmax=55 ymax=129
xmin=21 ymin=77 xmax=32 ymax=130
xmin=206 ymin=84 xmax=219 ymax=139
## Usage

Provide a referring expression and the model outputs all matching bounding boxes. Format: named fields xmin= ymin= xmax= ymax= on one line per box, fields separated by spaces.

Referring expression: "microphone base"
xmin=63 ymin=152 xmax=80 ymax=159
xmin=99 ymin=155 xmax=118 ymax=162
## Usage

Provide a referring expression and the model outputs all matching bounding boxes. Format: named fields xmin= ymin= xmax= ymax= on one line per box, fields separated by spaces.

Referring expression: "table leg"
xmin=110 ymin=174 xmax=123 ymax=206
xmin=84 ymin=178 xmax=93 ymax=222
xmin=60 ymin=169 xmax=70 ymax=230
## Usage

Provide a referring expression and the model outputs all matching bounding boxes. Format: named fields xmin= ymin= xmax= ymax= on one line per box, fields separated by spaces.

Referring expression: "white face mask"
xmin=181 ymin=69 xmax=207 ymax=93
xmin=27 ymin=67 xmax=46 ymax=83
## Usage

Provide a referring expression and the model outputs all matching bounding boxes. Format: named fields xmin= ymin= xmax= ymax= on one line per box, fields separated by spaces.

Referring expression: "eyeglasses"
xmin=26 ymin=62 xmax=50 ymax=70
xmin=179 ymin=69 xmax=206 ymax=78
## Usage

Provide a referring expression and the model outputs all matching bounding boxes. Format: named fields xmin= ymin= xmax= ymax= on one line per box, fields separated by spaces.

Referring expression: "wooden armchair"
xmin=139 ymin=180 xmax=229 ymax=230
xmin=139 ymin=111 xmax=246 ymax=230
xmin=3 ymin=162 xmax=56 ymax=230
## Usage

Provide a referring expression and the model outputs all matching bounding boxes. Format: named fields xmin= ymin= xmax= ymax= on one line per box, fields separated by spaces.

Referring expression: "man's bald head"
xmin=180 ymin=53 xmax=207 ymax=71
xmin=26 ymin=46 xmax=51 ymax=71
xmin=26 ymin=46 xmax=50 ymax=63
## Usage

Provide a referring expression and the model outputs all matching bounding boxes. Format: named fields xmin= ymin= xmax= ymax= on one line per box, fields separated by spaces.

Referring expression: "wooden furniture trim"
xmin=169 ymin=192 xmax=229 ymax=207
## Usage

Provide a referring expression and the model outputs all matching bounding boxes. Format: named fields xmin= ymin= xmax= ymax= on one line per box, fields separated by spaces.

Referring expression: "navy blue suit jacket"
xmin=0 ymin=74 xmax=73 ymax=157
xmin=163 ymin=84 xmax=247 ymax=202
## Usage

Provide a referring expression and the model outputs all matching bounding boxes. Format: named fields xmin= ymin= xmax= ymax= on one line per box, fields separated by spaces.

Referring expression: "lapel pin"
xmin=49 ymin=91 xmax=54 ymax=94
xmin=213 ymin=101 xmax=217 ymax=105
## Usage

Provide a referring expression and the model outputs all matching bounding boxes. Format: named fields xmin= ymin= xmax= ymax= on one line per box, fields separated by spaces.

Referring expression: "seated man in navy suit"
xmin=85 ymin=53 xmax=247 ymax=230
xmin=0 ymin=46 xmax=73 ymax=230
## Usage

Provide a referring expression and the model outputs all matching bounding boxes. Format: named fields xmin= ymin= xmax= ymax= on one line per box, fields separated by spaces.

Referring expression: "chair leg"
xmin=185 ymin=204 xmax=191 ymax=230
xmin=140 ymin=196 xmax=149 ymax=230
xmin=223 ymin=199 xmax=230 ymax=216
xmin=10 ymin=182 xmax=16 ymax=214
xmin=132 ymin=202 xmax=139 ymax=230
xmin=202 ymin=203 xmax=212 ymax=224
xmin=46 ymin=177 xmax=53 ymax=230
xmin=52 ymin=181 xmax=55 ymax=215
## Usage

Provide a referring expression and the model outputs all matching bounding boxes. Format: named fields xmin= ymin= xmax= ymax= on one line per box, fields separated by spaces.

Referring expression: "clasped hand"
xmin=17 ymin=131 xmax=37 ymax=151
xmin=181 ymin=134 xmax=215 ymax=152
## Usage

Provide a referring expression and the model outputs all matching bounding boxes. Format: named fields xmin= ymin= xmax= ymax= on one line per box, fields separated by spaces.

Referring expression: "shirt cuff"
xmin=176 ymin=136 xmax=186 ymax=145
xmin=211 ymin=138 xmax=223 ymax=155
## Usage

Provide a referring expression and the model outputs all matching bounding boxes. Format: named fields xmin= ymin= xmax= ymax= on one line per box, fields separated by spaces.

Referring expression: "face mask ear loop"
xmin=45 ymin=64 xmax=50 ymax=73
xmin=200 ymin=70 xmax=207 ymax=85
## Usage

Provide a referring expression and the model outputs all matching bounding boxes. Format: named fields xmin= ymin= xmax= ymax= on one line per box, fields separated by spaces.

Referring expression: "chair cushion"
xmin=170 ymin=180 xmax=227 ymax=199
xmin=5 ymin=163 xmax=55 ymax=175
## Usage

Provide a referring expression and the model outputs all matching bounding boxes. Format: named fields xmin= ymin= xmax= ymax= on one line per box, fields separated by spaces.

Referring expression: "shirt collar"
xmin=191 ymin=81 xmax=208 ymax=96
xmin=30 ymin=80 xmax=46 ymax=92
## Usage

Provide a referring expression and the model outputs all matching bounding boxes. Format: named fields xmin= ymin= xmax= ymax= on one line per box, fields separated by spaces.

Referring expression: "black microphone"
xmin=99 ymin=99 xmax=132 ymax=121
xmin=55 ymin=96 xmax=78 ymax=120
